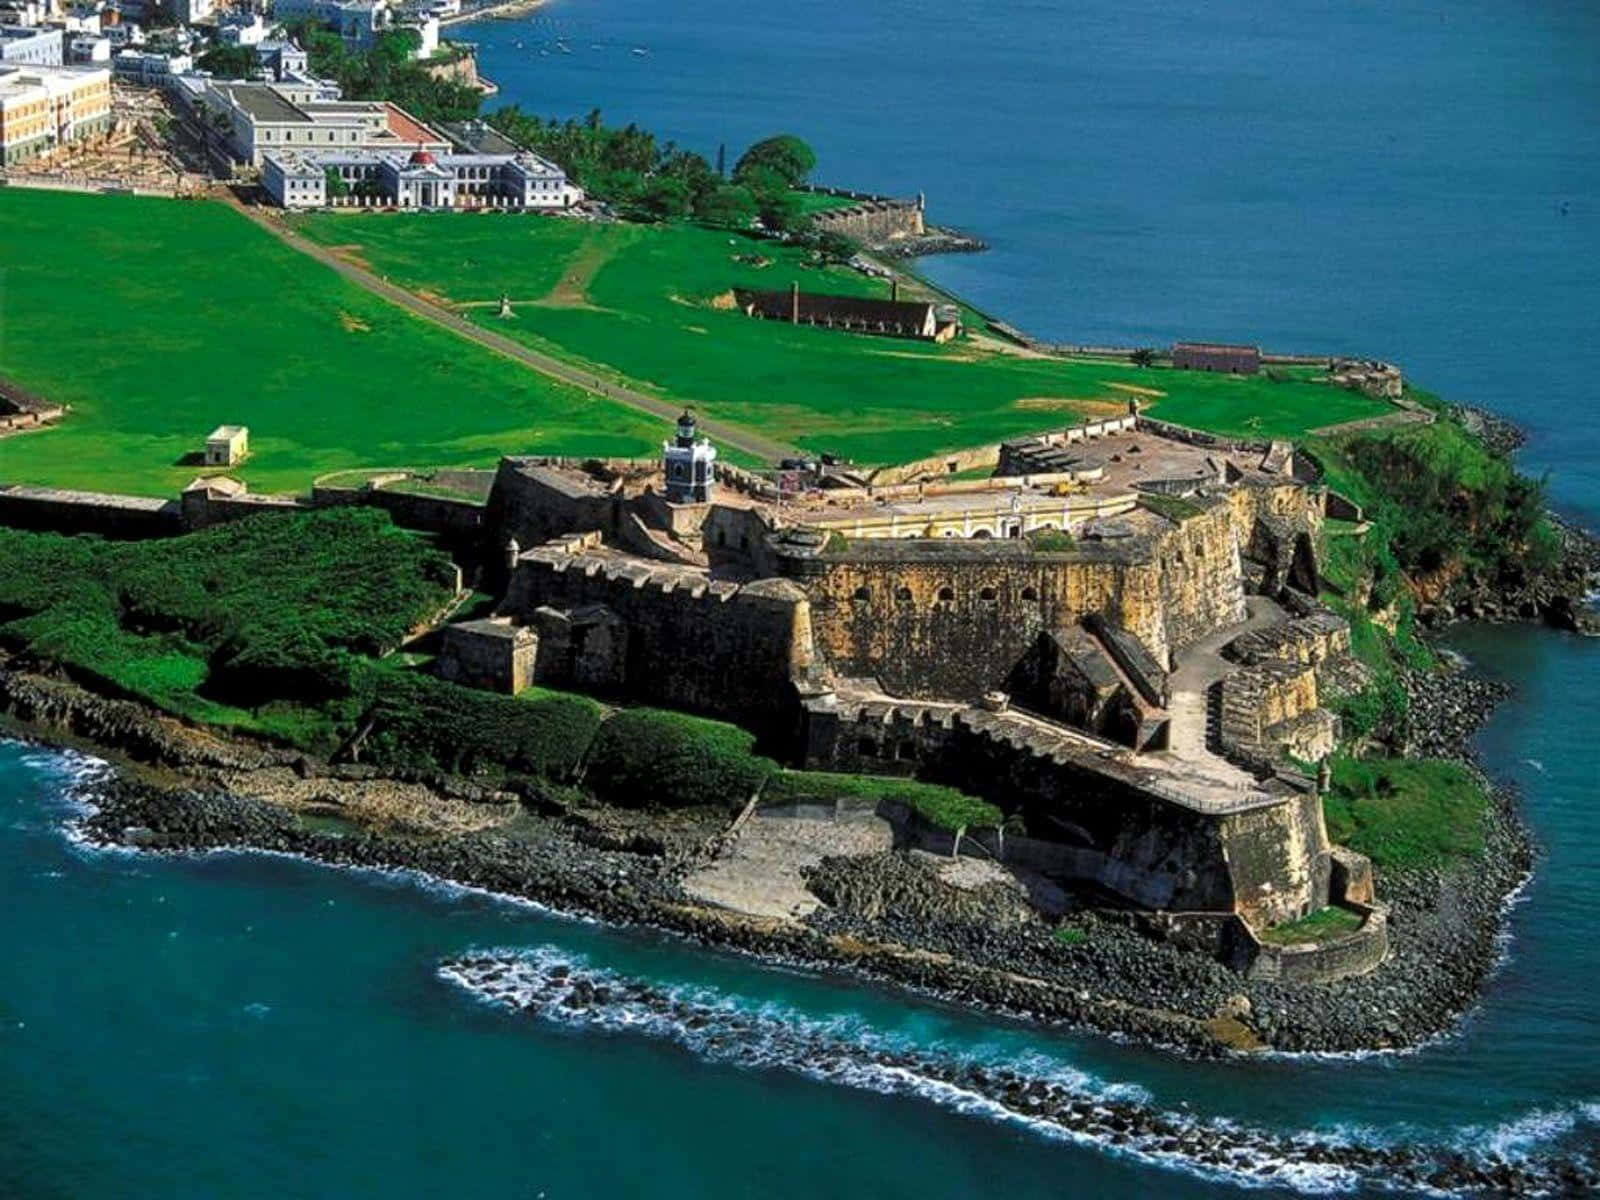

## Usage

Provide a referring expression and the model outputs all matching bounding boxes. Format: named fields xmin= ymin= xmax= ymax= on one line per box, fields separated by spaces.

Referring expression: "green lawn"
xmin=1323 ymin=754 xmax=1487 ymax=870
xmin=790 ymin=190 xmax=864 ymax=216
xmin=762 ymin=769 xmax=1001 ymax=830
xmin=0 ymin=190 xmax=661 ymax=497
xmin=293 ymin=212 xmax=1394 ymax=464
xmin=1258 ymin=905 xmax=1364 ymax=945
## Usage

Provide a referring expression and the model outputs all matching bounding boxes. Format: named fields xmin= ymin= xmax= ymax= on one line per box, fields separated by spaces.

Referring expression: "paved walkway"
xmin=222 ymin=193 xmax=800 ymax=466
xmin=1152 ymin=595 xmax=1285 ymax=798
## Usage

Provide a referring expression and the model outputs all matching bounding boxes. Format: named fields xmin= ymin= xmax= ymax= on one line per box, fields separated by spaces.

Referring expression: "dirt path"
xmin=225 ymin=194 xmax=798 ymax=464
xmin=534 ymin=232 xmax=617 ymax=310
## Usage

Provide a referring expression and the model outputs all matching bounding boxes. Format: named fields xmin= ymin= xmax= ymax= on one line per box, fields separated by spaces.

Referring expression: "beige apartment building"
xmin=0 ymin=63 xmax=111 ymax=165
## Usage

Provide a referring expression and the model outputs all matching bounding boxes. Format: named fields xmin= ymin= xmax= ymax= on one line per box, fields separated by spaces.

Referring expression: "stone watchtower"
xmin=662 ymin=408 xmax=716 ymax=504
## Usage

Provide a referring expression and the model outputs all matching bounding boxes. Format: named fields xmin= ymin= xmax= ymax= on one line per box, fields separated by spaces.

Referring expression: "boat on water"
xmin=631 ymin=46 xmax=648 ymax=56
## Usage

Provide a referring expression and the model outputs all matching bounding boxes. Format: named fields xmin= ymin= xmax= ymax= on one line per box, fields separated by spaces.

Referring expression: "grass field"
xmin=293 ymin=211 xmax=1394 ymax=463
xmin=0 ymin=190 xmax=661 ymax=496
xmin=0 ymin=191 xmax=1397 ymax=497
xmin=1323 ymin=753 xmax=1487 ymax=869
xmin=1257 ymin=905 xmax=1364 ymax=945
xmin=790 ymin=190 xmax=863 ymax=216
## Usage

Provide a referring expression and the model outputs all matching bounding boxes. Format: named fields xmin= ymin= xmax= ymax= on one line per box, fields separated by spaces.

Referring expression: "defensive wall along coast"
xmin=795 ymin=690 xmax=1335 ymax=931
xmin=500 ymin=537 xmax=826 ymax=736
xmin=0 ymin=403 xmax=1386 ymax=979
xmin=490 ymin=527 xmax=1347 ymax=935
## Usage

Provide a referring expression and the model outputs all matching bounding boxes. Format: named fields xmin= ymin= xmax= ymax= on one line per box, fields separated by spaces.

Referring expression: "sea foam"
xmin=438 ymin=947 xmax=1598 ymax=1196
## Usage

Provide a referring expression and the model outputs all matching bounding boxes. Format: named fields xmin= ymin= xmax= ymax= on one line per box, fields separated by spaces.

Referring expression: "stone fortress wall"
xmin=480 ymin=417 xmax=1376 ymax=953
xmin=0 ymin=402 xmax=1381 ymax=973
xmin=808 ymin=192 xmax=926 ymax=245
xmin=501 ymin=537 xmax=823 ymax=735
xmin=798 ymin=695 xmax=1333 ymax=929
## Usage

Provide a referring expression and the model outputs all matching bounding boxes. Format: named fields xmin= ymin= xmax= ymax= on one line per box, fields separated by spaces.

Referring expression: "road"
xmin=223 ymin=194 xmax=800 ymax=465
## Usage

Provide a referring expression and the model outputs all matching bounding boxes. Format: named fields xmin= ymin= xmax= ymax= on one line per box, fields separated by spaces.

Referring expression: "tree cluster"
xmin=485 ymin=109 xmax=819 ymax=231
xmin=196 ymin=44 xmax=260 ymax=80
xmin=295 ymin=25 xmax=483 ymax=126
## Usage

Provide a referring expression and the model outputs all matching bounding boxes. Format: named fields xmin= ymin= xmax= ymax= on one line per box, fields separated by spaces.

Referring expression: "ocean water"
xmin=2 ymin=630 xmax=1597 ymax=1198
xmin=469 ymin=0 xmax=1600 ymax=525
xmin=5 ymin=0 xmax=1599 ymax=1194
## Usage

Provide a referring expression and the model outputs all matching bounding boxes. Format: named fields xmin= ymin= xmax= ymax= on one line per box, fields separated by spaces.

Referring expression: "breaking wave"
xmin=440 ymin=948 xmax=1600 ymax=1196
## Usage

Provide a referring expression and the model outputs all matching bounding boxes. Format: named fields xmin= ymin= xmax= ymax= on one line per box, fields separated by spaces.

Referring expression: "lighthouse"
xmin=662 ymin=408 xmax=717 ymax=504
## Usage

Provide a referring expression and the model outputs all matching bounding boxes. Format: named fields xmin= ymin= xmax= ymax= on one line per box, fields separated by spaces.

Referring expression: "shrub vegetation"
xmin=763 ymin=770 xmax=1001 ymax=831
xmin=0 ymin=510 xmax=456 ymax=740
xmin=361 ymin=674 xmax=603 ymax=779
xmin=1258 ymin=905 xmax=1364 ymax=945
xmin=584 ymin=708 xmax=779 ymax=809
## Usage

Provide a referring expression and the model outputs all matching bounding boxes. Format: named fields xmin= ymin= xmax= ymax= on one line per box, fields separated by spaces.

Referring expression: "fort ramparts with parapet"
xmin=467 ymin=413 xmax=1385 ymax=979
xmin=0 ymin=409 xmax=1387 ymax=980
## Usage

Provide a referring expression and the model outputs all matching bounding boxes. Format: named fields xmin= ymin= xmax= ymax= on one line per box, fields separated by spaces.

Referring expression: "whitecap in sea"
xmin=437 ymin=947 xmax=1598 ymax=1196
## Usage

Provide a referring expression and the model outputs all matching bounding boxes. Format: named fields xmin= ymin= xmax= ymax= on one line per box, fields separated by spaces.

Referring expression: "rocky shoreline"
xmin=4 ymin=629 xmax=1539 ymax=1061
xmin=799 ymin=651 xmax=1534 ymax=1056
xmin=1452 ymin=404 xmax=1529 ymax=457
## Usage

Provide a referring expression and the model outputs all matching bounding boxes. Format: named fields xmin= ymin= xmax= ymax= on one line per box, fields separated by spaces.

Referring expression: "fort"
xmin=445 ymin=407 xmax=1387 ymax=980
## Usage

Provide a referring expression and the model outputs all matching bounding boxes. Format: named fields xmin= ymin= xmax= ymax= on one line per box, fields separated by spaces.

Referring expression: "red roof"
xmin=384 ymin=102 xmax=444 ymax=147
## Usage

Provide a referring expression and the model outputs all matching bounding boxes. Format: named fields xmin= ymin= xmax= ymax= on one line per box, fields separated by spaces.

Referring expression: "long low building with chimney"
xmin=734 ymin=283 xmax=959 ymax=342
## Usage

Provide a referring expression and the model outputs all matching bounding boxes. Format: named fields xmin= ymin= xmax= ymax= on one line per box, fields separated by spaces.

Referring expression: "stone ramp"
xmin=682 ymin=810 xmax=894 ymax=920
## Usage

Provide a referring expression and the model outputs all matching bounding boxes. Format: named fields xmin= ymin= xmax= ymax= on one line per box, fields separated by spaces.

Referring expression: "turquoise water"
xmin=1 ymin=628 xmax=1596 ymax=1197
xmin=5 ymin=0 xmax=1600 ymax=1193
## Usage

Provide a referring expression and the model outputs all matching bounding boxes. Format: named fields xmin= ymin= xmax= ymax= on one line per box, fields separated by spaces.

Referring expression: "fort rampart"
xmin=778 ymin=499 xmax=1250 ymax=696
xmin=501 ymin=548 xmax=822 ymax=733
xmin=800 ymin=697 xmax=1332 ymax=927
xmin=811 ymin=198 xmax=926 ymax=244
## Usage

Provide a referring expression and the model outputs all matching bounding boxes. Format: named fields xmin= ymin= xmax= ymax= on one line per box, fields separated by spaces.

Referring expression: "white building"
xmin=272 ymin=0 xmax=388 ymax=48
xmin=192 ymin=78 xmax=448 ymax=164
xmin=58 ymin=10 xmax=107 ymax=34
xmin=68 ymin=33 xmax=110 ymax=62
xmin=217 ymin=12 xmax=267 ymax=45
xmin=398 ymin=11 xmax=435 ymax=57
xmin=0 ymin=0 xmax=47 ymax=28
xmin=662 ymin=409 xmax=716 ymax=504
xmin=171 ymin=0 xmax=214 ymax=24
xmin=262 ymin=143 xmax=581 ymax=211
xmin=0 ymin=24 xmax=63 ymax=65
xmin=103 ymin=23 xmax=145 ymax=48
xmin=111 ymin=47 xmax=189 ymax=84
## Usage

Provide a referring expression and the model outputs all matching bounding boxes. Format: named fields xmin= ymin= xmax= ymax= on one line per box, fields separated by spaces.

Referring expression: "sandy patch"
xmin=323 ymin=243 xmax=374 ymax=273
xmin=534 ymin=236 xmax=615 ymax=311
xmin=868 ymin=347 xmax=980 ymax=362
xmin=219 ymin=766 xmax=514 ymax=838
xmin=338 ymin=311 xmax=371 ymax=333
xmin=1104 ymin=381 xmax=1167 ymax=398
